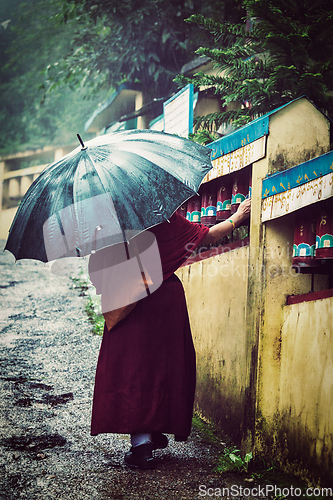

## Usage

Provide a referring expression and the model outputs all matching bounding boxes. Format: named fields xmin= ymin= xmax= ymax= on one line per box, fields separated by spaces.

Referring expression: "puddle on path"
xmin=2 ymin=433 xmax=67 ymax=452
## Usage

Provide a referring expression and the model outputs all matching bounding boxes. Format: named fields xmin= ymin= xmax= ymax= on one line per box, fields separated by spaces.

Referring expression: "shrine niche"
xmin=292 ymin=199 xmax=333 ymax=272
xmin=316 ymin=199 xmax=333 ymax=260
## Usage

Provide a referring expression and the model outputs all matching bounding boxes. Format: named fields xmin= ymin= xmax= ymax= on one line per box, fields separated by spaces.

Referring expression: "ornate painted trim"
xmin=262 ymin=171 xmax=333 ymax=221
xmin=262 ymin=150 xmax=333 ymax=199
xmin=203 ymin=136 xmax=266 ymax=183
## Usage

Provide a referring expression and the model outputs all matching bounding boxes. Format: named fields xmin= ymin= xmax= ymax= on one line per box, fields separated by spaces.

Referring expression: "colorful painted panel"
xmin=262 ymin=150 xmax=333 ymax=199
xmin=216 ymin=177 xmax=232 ymax=221
xmin=200 ymin=181 xmax=217 ymax=226
xmin=231 ymin=172 xmax=249 ymax=214
xmin=203 ymin=136 xmax=266 ymax=183
xmin=164 ymin=84 xmax=194 ymax=138
xmin=262 ymin=171 xmax=333 ymax=221
xmin=315 ymin=200 xmax=333 ymax=259
xmin=292 ymin=207 xmax=317 ymax=267
xmin=186 ymin=196 xmax=202 ymax=223
xmin=208 ymin=115 xmax=269 ymax=159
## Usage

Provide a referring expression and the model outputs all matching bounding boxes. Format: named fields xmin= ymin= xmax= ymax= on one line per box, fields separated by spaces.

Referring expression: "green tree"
xmin=45 ymin=0 xmax=243 ymax=100
xmin=0 ymin=0 xmax=243 ymax=154
xmin=0 ymin=0 xmax=104 ymax=155
xmin=175 ymin=0 xmax=333 ymax=143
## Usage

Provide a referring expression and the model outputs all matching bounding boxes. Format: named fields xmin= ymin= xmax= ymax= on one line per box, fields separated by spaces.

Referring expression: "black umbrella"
xmin=4 ymin=129 xmax=212 ymax=263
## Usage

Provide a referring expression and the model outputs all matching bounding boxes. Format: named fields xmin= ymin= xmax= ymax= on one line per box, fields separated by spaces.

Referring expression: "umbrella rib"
xmin=4 ymin=130 xmax=213 ymax=263
xmin=82 ymin=151 xmax=128 ymax=237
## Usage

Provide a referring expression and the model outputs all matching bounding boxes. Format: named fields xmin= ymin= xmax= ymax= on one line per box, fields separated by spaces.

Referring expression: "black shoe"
xmin=151 ymin=432 xmax=168 ymax=450
xmin=175 ymin=434 xmax=188 ymax=442
xmin=124 ymin=442 xmax=155 ymax=470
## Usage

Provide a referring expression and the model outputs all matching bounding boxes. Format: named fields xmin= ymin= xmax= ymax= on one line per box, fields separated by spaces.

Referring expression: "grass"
xmin=192 ymin=413 xmax=332 ymax=500
xmin=70 ymin=269 xmax=104 ymax=336
xmin=85 ymin=296 xmax=104 ymax=336
xmin=215 ymin=447 xmax=253 ymax=473
xmin=192 ymin=412 xmax=224 ymax=446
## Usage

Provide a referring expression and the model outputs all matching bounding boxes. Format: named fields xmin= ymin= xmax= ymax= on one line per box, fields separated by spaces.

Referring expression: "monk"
xmin=88 ymin=197 xmax=251 ymax=469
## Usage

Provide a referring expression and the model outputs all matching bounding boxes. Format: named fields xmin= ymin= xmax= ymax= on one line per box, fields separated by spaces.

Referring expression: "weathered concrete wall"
xmin=178 ymin=99 xmax=332 ymax=484
xmin=0 ymin=207 xmax=17 ymax=241
xmin=255 ymin=214 xmax=328 ymax=430
xmin=282 ymin=296 xmax=333 ymax=483
xmin=177 ymin=245 xmax=250 ymax=443
xmin=251 ymin=99 xmax=332 ymax=484
xmin=255 ymin=295 xmax=333 ymax=485
xmin=266 ymin=98 xmax=330 ymax=174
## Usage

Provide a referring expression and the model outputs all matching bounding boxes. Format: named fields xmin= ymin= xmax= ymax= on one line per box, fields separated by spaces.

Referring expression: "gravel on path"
xmin=0 ymin=241 xmax=268 ymax=500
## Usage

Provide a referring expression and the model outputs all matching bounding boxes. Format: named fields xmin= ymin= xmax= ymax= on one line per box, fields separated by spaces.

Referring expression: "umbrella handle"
xmin=77 ymin=134 xmax=87 ymax=150
xmin=129 ymin=238 xmax=151 ymax=296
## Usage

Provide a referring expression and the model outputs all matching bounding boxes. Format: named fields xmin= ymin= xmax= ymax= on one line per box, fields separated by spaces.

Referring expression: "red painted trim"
xmin=286 ymin=288 xmax=333 ymax=305
xmin=181 ymin=236 xmax=250 ymax=267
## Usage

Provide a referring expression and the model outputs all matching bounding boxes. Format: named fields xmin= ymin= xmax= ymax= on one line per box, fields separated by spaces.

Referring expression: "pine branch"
xmin=176 ymin=1 xmax=333 ymax=136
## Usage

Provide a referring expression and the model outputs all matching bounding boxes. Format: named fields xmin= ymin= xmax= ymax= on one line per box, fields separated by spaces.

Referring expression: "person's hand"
xmin=235 ymin=197 xmax=251 ymax=223
xmin=202 ymin=196 xmax=251 ymax=244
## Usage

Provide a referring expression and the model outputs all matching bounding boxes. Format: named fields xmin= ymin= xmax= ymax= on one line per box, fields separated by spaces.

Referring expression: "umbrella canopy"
xmin=5 ymin=129 xmax=212 ymax=263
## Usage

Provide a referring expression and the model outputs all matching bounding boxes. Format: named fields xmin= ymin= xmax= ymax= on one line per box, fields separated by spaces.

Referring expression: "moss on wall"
xmin=255 ymin=410 xmax=333 ymax=487
xmin=178 ymin=98 xmax=332 ymax=484
xmin=195 ymin=355 xmax=246 ymax=444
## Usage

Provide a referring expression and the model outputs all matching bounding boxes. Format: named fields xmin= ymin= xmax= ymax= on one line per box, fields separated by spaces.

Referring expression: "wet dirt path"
xmin=0 ymin=241 xmax=270 ymax=500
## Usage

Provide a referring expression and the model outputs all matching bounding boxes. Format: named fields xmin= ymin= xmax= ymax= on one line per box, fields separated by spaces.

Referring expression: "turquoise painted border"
xmin=207 ymin=96 xmax=331 ymax=161
xmin=208 ymin=115 xmax=269 ymax=159
xmin=262 ymin=150 xmax=333 ymax=199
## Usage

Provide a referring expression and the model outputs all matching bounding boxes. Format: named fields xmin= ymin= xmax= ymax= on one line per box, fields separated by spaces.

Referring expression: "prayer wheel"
xmin=315 ymin=200 xmax=333 ymax=259
xmin=186 ymin=195 xmax=202 ymax=223
xmin=231 ymin=172 xmax=248 ymax=214
xmin=248 ymin=171 xmax=252 ymax=198
xmin=216 ymin=177 xmax=231 ymax=222
xmin=200 ymin=181 xmax=217 ymax=226
xmin=292 ymin=208 xmax=317 ymax=267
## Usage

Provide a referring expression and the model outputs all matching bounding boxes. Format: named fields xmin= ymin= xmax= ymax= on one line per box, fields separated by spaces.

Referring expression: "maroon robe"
xmin=90 ymin=213 xmax=209 ymax=438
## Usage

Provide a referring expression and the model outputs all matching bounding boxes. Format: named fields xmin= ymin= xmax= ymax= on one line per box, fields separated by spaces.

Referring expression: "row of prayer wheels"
xmin=177 ymin=171 xmax=332 ymax=266
xmin=177 ymin=171 xmax=252 ymax=226
xmin=293 ymin=199 xmax=333 ymax=266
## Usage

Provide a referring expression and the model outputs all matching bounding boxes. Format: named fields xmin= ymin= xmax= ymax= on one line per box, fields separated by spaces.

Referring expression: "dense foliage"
xmin=175 ymin=0 xmax=333 ymax=142
xmin=0 ymin=0 xmax=242 ymax=155
xmin=44 ymin=0 xmax=243 ymax=99
xmin=0 ymin=0 xmax=105 ymax=155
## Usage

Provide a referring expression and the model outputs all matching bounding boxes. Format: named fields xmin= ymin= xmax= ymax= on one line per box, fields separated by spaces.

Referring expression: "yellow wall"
xmin=178 ymin=99 xmax=332 ymax=484
xmin=0 ymin=207 xmax=18 ymax=241
xmin=276 ymin=296 xmax=333 ymax=482
xmin=177 ymin=245 xmax=250 ymax=442
xmin=256 ymin=214 xmax=328 ymax=424
xmin=252 ymin=99 xmax=332 ymax=485
xmin=266 ymin=98 xmax=330 ymax=174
